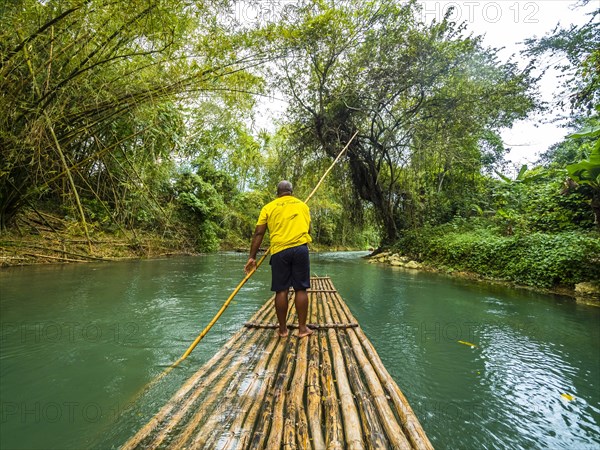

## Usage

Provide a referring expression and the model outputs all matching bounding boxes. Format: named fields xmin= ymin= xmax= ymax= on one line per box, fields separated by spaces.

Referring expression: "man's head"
xmin=277 ymin=180 xmax=293 ymax=197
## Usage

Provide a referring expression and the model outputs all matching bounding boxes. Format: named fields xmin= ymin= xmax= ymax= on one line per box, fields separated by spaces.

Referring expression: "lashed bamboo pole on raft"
xmin=327 ymin=283 xmax=434 ymax=450
xmin=306 ymin=290 xmax=326 ymax=450
xmin=317 ymin=292 xmax=344 ymax=450
xmin=122 ymin=277 xmax=434 ymax=449
xmin=320 ymin=287 xmax=364 ymax=449
xmin=120 ymin=299 xmax=274 ymax=450
xmin=324 ymin=295 xmax=388 ymax=448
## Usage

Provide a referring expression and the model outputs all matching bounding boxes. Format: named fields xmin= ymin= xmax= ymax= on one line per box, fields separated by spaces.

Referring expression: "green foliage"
xmin=538 ymin=139 xmax=591 ymax=168
xmin=395 ymin=224 xmax=600 ymax=288
xmin=564 ymin=124 xmax=600 ymax=229
xmin=196 ymin=221 xmax=220 ymax=253
xmin=489 ymin=167 xmax=594 ymax=233
xmin=566 ymin=126 xmax=600 ymax=188
xmin=0 ymin=0 xmax=594 ymax=272
xmin=270 ymin=0 xmax=536 ymax=242
xmin=220 ymin=190 xmax=269 ymax=249
xmin=172 ymin=169 xmax=228 ymax=252
xmin=523 ymin=3 xmax=599 ymax=113
xmin=0 ymin=0 xmax=263 ymax=233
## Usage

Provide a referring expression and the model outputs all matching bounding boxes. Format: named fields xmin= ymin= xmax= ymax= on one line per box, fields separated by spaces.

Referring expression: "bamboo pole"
xmin=320 ymin=337 xmax=346 ymax=450
xmin=0 ymin=242 xmax=112 ymax=261
xmin=329 ymin=282 xmax=434 ymax=450
xmin=44 ymin=113 xmax=93 ymax=255
xmin=306 ymin=294 xmax=326 ymax=450
xmin=18 ymin=252 xmax=88 ymax=263
xmin=326 ymin=292 xmax=390 ymax=449
xmin=304 ymin=131 xmax=359 ymax=203
xmin=317 ymin=291 xmax=344 ymax=450
xmin=321 ymin=290 xmax=364 ymax=450
xmin=262 ymin=335 xmax=299 ymax=449
xmin=150 ymin=329 xmax=271 ymax=449
xmin=222 ymin=333 xmax=288 ymax=449
xmin=283 ymin=336 xmax=310 ymax=449
xmin=120 ymin=298 xmax=274 ymax=449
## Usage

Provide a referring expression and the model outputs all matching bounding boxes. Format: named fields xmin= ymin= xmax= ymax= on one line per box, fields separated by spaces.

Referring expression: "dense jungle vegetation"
xmin=1 ymin=0 xmax=598 ymax=289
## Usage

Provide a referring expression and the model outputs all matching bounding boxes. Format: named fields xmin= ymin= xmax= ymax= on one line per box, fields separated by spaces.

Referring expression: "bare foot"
xmin=277 ymin=328 xmax=289 ymax=338
xmin=297 ymin=327 xmax=314 ymax=338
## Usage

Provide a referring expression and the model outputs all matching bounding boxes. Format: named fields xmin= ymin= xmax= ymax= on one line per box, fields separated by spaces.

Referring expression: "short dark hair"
xmin=277 ymin=180 xmax=293 ymax=195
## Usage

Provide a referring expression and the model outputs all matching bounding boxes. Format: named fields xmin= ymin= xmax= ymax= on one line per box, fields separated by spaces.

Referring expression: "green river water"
xmin=1 ymin=252 xmax=599 ymax=449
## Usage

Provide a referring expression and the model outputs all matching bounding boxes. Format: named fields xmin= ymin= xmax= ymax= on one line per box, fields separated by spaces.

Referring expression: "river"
xmin=1 ymin=252 xmax=599 ymax=449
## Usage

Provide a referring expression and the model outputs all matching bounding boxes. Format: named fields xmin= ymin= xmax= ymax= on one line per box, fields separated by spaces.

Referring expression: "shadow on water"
xmin=1 ymin=252 xmax=599 ymax=449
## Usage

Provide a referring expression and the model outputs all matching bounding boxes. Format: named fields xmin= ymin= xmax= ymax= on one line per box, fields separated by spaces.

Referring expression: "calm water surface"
xmin=1 ymin=252 xmax=599 ymax=449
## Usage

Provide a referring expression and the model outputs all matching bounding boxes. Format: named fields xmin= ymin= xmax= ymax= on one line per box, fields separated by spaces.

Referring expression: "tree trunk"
xmin=591 ymin=190 xmax=600 ymax=230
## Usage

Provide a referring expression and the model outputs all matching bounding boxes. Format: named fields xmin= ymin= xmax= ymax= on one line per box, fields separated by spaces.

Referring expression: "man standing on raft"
xmin=244 ymin=180 xmax=314 ymax=338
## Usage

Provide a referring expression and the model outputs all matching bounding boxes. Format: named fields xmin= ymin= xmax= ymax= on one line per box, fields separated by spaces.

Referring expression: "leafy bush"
xmin=395 ymin=222 xmax=600 ymax=288
xmin=488 ymin=168 xmax=594 ymax=234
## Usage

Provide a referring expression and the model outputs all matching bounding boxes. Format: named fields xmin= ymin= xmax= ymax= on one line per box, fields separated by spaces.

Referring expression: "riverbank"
xmin=367 ymin=251 xmax=600 ymax=305
xmin=0 ymin=231 xmax=196 ymax=267
xmin=3 ymin=226 xmax=597 ymax=305
xmin=0 ymin=227 xmax=364 ymax=267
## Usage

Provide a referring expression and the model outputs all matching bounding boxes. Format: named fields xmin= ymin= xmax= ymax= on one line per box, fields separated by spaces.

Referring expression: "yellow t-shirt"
xmin=256 ymin=196 xmax=312 ymax=255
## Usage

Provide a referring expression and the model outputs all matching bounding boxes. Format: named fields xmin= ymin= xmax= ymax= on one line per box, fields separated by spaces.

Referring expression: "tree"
xmin=270 ymin=0 xmax=536 ymax=243
xmin=523 ymin=1 xmax=599 ymax=115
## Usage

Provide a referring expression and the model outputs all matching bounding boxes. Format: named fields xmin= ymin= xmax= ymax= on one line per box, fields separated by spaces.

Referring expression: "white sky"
xmin=251 ymin=0 xmax=595 ymax=172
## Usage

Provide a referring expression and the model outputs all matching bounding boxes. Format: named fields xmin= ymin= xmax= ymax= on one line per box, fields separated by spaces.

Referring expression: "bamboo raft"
xmin=122 ymin=277 xmax=433 ymax=450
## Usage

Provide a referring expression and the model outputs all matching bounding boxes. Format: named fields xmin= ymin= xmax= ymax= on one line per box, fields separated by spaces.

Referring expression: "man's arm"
xmin=244 ymin=224 xmax=267 ymax=274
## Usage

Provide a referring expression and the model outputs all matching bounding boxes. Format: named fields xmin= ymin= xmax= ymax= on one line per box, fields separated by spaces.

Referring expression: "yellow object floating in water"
xmin=458 ymin=340 xmax=477 ymax=348
xmin=561 ymin=393 xmax=575 ymax=401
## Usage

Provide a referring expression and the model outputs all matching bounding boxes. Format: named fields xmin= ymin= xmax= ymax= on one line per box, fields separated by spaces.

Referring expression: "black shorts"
xmin=269 ymin=244 xmax=310 ymax=292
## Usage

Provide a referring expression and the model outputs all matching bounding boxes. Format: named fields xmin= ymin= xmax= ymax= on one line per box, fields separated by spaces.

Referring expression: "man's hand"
xmin=244 ymin=257 xmax=257 ymax=275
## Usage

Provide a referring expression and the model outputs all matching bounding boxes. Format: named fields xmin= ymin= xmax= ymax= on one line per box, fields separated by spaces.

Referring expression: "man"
xmin=244 ymin=180 xmax=313 ymax=338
